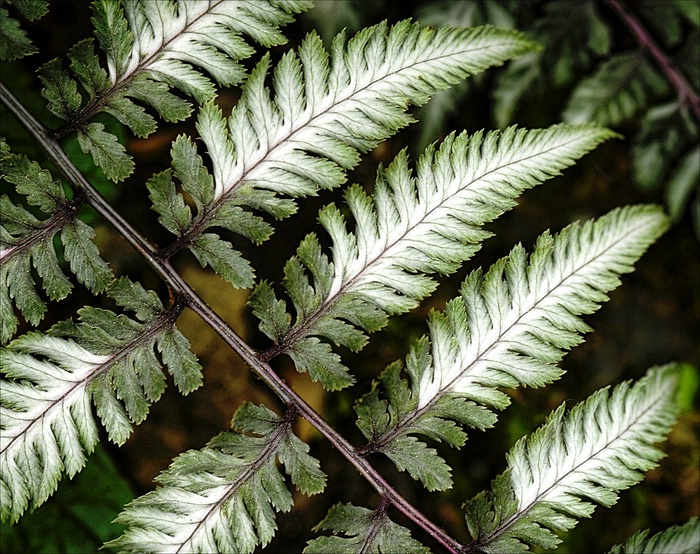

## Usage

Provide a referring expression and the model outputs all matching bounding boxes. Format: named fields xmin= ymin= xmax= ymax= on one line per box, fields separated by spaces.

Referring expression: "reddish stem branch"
xmin=605 ymin=0 xmax=700 ymax=120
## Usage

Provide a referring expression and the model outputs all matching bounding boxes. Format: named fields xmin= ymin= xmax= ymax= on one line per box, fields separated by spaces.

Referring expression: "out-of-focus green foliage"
xmin=0 ymin=444 xmax=133 ymax=553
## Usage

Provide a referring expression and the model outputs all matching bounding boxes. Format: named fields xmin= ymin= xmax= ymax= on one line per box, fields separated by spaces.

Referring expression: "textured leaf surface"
xmin=0 ymin=1 xmax=48 ymax=61
xmin=563 ymin=52 xmax=668 ymax=126
xmin=0 ymin=143 xmax=112 ymax=344
xmin=493 ymin=0 xmax=611 ymax=126
xmin=0 ymin=279 xmax=200 ymax=522
xmin=153 ymin=21 xmax=536 ymax=280
xmin=35 ymin=0 xmax=309 ymax=180
xmin=464 ymin=364 xmax=681 ymax=553
xmin=253 ymin=125 xmax=617 ymax=390
xmin=306 ymin=503 xmax=430 ymax=554
xmin=109 ymin=404 xmax=325 ymax=553
xmin=354 ymin=205 xmax=669 ymax=490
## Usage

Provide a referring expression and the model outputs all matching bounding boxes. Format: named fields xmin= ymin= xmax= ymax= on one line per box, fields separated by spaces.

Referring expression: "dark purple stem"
xmin=605 ymin=0 xmax=700 ymax=120
xmin=0 ymin=81 xmax=462 ymax=554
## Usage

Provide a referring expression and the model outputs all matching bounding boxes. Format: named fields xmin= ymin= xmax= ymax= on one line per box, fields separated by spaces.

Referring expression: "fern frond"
xmin=306 ymin=502 xmax=430 ymax=554
xmin=354 ymin=205 xmax=669 ymax=490
xmin=151 ymin=22 xmax=537 ymax=280
xmin=0 ymin=278 xmax=201 ymax=523
xmin=608 ymin=517 xmax=700 ymax=554
xmin=37 ymin=0 xmax=310 ymax=180
xmin=109 ymin=403 xmax=325 ymax=553
xmin=0 ymin=0 xmax=48 ymax=60
xmin=563 ymin=52 xmax=669 ymax=126
xmin=251 ymin=125 xmax=617 ymax=390
xmin=0 ymin=141 xmax=112 ymax=344
xmin=463 ymin=364 xmax=681 ymax=553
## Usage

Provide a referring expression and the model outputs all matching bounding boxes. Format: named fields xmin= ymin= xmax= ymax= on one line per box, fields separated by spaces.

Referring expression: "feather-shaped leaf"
xmin=632 ymin=101 xmax=699 ymax=190
xmin=563 ymin=52 xmax=669 ymax=126
xmin=36 ymin=0 xmax=310 ymax=180
xmin=108 ymin=403 xmax=325 ymax=553
xmin=463 ymin=364 xmax=681 ymax=553
xmin=306 ymin=503 xmax=430 ymax=554
xmin=0 ymin=278 xmax=201 ymax=523
xmin=608 ymin=517 xmax=700 ymax=554
xmin=0 ymin=143 xmax=112 ymax=344
xmin=493 ymin=0 xmax=611 ymax=127
xmin=152 ymin=21 xmax=536 ymax=278
xmin=252 ymin=125 xmax=617 ymax=390
xmin=354 ymin=205 xmax=669 ymax=490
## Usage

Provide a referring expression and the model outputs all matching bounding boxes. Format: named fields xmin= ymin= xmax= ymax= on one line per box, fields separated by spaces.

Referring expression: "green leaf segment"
xmin=108 ymin=403 xmax=325 ymax=554
xmin=464 ymin=364 xmax=681 ymax=553
xmin=36 ymin=0 xmax=311 ymax=181
xmin=0 ymin=140 xmax=112 ymax=343
xmin=150 ymin=22 xmax=537 ymax=284
xmin=0 ymin=2 xmax=693 ymax=552
xmin=608 ymin=517 xmax=700 ymax=554
xmin=0 ymin=278 xmax=200 ymax=524
xmin=306 ymin=502 xmax=431 ymax=554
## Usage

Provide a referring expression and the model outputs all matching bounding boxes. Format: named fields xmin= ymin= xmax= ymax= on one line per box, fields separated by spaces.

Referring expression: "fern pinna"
xmin=1 ymin=1 xmax=697 ymax=553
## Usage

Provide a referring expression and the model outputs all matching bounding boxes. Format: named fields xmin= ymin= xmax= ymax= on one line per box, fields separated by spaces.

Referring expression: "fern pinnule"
xmin=0 ymin=278 xmax=200 ymax=523
xmin=464 ymin=363 xmax=681 ymax=553
xmin=108 ymin=403 xmax=325 ymax=554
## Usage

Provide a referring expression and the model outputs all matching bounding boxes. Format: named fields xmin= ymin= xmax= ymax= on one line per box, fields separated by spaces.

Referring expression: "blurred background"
xmin=1 ymin=1 xmax=698 ymax=552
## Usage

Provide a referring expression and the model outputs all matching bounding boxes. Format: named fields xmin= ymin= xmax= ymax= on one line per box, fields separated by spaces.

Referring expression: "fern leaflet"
xmin=0 ymin=278 xmax=200 ymax=523
xmin=0 ymin=140 xmax=112 ymax=344
xmin=108 ymin=403 xmax=325 ymax=554
xmin=37 ymin=0 xmax=311 ymax=180
xmin=354 ymin=205 xmax=669 ymax=490
xmin=306 ymin=502 xmax=430 ymax=554
xmin=464 ymin=364 xmax=681 ymax=553
xmin=563 ymin=52 xmax=669 ymax=126
xmin=0 ymin=0 xmax=48 ymax=60
xmin=251 ymin=125 xmax=617 ymax=390
xmin=608 ymin=517 xmax=700 ymax=554
xmin=149 ymin=22 xmax=536 ymax=282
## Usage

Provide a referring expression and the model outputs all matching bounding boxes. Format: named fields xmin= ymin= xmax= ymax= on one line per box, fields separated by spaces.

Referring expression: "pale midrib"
xmin=0 ymin=308 xmax=177 ymax=458
xmin=56 ymin=0 xmax=224 ymax=136
xmin=186 ymin=38 xmax=520 ymax=250
xmin=478 ymin=388 xmax=667 ymax=548
xmin=275 ymin=133 xmax=593 ymax=357
xmin=372 ymin=216 xmax=648 ymax=451
xmin=120 ymin=0 xmax=225 ymax=82
xmin=175 ymin=415 xmax=292 ymax=553
xmin=0 ymin=201 xmax=77 ymax=264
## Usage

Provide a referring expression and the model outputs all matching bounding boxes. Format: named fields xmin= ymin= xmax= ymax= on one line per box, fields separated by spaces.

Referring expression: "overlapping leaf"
xmin=37 ymin=0 xmax=311 ymax=180
xmin=463 ymin=364 xmax=681 ymax=553
xmin=493 ymin=0 xmax=611 ymax=127
xmin=149 ymin=21 xmax=537 ymax=282
xmin=0 ymin=278 xmax=201 ymax=523
xmin=250 ymin=125 xmax=617 ymax=390
xmin=306 ymin=503 xmax=429 ymax=554
xmin=0 ymin=141 xmax=112 ymax=344
xmin=109 ymin=403 xmax=325 ymax=554
xmin=354 ymin=205 xmax=669 ymax=490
